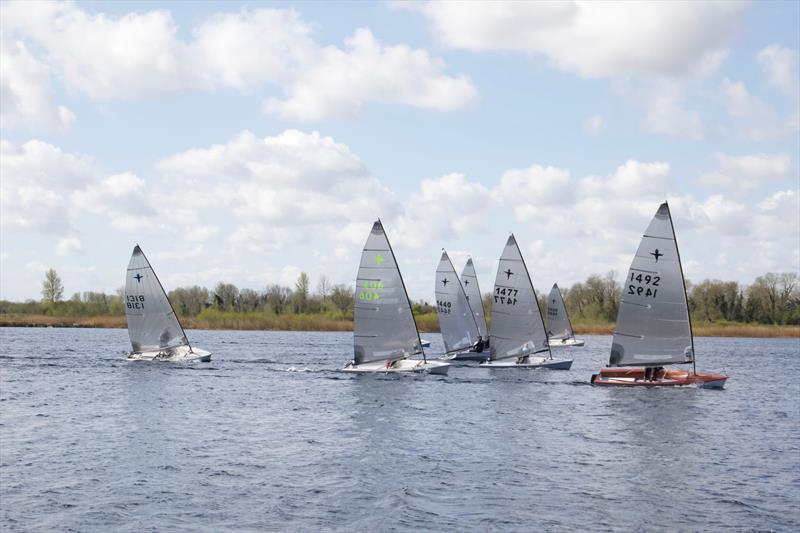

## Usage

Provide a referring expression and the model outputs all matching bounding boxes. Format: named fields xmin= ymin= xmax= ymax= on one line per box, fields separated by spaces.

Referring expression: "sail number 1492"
xmin=627 ymin=272 xmax=659 ymax=299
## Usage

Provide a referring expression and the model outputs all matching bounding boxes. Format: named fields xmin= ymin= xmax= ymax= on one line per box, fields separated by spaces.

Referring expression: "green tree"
xmin=41 ymin=268 xmax=64 ymax=303
xmin=293 ymin=272 xmax=310 ymax=312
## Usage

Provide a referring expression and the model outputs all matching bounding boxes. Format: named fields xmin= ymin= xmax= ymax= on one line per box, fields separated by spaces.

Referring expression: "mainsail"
xmin=435 ymin=250 xmax=481 ymax=353
xmin=461 ymin=258 xmax=488 ymax=338
xmin=489 ymin=235 xmax=552 ymax=361
xmin=125 ymin=245 xmax=189 ymax=354
xmin=546 ymin=283 xmax=574 ymax=341
xmin=353 ymin=220 xmax=423 ymax=364
xmin=609 ymin=202 xmax=694 ymax=367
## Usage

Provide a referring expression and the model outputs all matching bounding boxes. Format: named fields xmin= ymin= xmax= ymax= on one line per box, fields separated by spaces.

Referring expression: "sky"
xmin=1 ymin=0 xmax=798 ymax=303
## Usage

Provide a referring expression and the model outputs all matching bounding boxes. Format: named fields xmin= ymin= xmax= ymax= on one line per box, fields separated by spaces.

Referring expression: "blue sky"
xmin=1 ymin=1 xmax=798 ymax=302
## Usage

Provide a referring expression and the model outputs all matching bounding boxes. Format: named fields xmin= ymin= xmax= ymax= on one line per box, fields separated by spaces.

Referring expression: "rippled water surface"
xmin=1 ymin=328 xmax=798 ymax=531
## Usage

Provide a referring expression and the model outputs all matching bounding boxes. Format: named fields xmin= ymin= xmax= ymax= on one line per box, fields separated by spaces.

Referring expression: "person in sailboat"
xmin=469 ymin=335 xmax=485 ymax=353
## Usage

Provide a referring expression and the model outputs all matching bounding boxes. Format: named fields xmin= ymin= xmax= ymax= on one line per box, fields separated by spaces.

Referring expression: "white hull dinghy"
xmin=545 ymin=283 xmax=584 ymax=347
xmin=434 ymin=250 xmax=487 ymax=363
xmin=124 ymin=245 xmax=212 ymax=363
xmin=479 ymin=235 xmax=572 ymax=371
xmin=343 ymin=220 xmax=449 ymax=375
xmin=590 ymin=202 xmax=728 ymax=388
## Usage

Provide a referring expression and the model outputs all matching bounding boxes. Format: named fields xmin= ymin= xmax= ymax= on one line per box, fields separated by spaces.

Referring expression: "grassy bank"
xmin=1 ymin=312 xmax=797 ymax=338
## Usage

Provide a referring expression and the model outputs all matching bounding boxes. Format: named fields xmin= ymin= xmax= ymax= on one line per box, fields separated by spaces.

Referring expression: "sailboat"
xmin=343 ymin=220 xmax=450 ymax=374
xmin=124 ymin=245 xmax=211 ymax=362
xmin=461 ymin=257 xmax=489 ymax=342
xmin=546 ymin=283 xmax=585 ymax=347
xmin=435 ymin=250 xmax=485 ymax=362
xmin=479 ymin=235 xmax=572 ymax=370
xmin=591 ymin=202 xmax=727 ymax=388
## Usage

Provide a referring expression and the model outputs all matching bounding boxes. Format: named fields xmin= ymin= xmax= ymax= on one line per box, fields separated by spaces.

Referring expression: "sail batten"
xmin=353 ymin=220 xmax=422 ymax=364
xmin=124 ymin=245 xmax=189 ymax=354
xmin=435 ymin=251 xmax=481 ymax=353
xmin=609 ymin=202 xmax=694 ymax=367
xmin=489 ymin=235 xmax=552 ymax=361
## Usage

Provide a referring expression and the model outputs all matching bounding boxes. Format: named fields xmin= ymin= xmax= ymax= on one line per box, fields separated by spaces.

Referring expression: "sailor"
xmin=469 ymin=335 xmax=485 ymax=353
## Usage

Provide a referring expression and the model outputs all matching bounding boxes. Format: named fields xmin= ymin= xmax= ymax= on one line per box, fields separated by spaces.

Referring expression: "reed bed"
xmin=1 ymin=313 xmax=797 ymax=338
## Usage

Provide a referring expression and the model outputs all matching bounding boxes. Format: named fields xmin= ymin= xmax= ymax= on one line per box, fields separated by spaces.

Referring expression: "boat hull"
xmin=444 ymin=350 xmax=488 ymax=362
xmin=590 ymin=367 xmax=728 ymax=389
xmin=479 ymin=357 xmax=573 ymax=370
xmin=548 ymin=338 xmax=585 ymax=347
xmin=342 ymin=358 xmax=450 ymax=375
xmin=127 ymin=346 xmax=212 ymax=363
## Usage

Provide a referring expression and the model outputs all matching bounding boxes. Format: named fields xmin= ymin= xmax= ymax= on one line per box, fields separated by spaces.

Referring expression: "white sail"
xmin=546 ymin=283 xmax=574 ymax=341
xmin=489 ymin=235 xmax=552 ymax=361
xmin=435 ymin=250 xmax=481 ymax=353
xmin=125 ymin=245 xmax=189 ymax=354
xmin=609 ymin=202 xmax=694 ymax=367
xmin=460 ymin=258 xmax=488 ymax=338
xmin=353 ymin=220 xmax=422 ymax=365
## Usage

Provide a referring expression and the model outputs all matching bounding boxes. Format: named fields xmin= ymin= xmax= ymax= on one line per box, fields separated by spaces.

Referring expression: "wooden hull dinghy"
xmin=591 ymin=368 xmax=727 ymax=389
xmin=344 ymin=220 xmax=450 ymax=375
xmin=590 ymin=202 xmax=727 ymax=388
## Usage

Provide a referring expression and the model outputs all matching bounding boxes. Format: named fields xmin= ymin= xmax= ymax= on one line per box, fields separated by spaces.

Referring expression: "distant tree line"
xmin=1 ymin=269 xmax=798 ymax=326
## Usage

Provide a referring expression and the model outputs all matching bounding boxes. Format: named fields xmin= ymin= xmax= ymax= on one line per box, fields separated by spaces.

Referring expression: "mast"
xmin=665 ymin=202 xmax=696 ymax=374
xmin=379 ymin=219 xmax=426 ymax=363
xmin=137 ymin=245 xmax=193 ymax=353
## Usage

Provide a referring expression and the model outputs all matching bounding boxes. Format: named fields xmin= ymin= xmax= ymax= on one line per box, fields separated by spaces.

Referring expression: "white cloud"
xmin=393 ymin=172 xmax=495 ymax=248
xmin=0 ymin=139 xmax=99 ymax=234
xmin=583 ymin=114 xmax=605 ymax=135
xmin=0 ymin=36 xmax=75 ymax=130
xmin=641 ymin=81 xmax=703 ymax=140
xmin=1 ymin=4 xmax=475 ymax=127
xmin=700 ymin=152 xmax=792 ymax=195
xmin=498 ymin=164 xmax=573 ymax=220
xmin=758 ymin=44 xmax=798 ymax=96
xmin=190 ymin=9 xmax=314 ymax=91
xmin=156 ymin=129 xmax=400 ymax=239
xmin=264 ymin=28 xmax=476 ymax=121
xmin=720 ymin=78 xmax=798 ymax=141
xmin=71 ymin=172 xmax=154 ymax=230
xmin=407 ymin=1 xmax=743 ymax=79
xmin=55 ymin=236 xmax=82 ymax=256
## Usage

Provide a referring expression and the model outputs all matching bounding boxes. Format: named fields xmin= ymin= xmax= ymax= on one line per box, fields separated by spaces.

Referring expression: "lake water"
xmin=0 ymin=328 xmax=798 ymax=532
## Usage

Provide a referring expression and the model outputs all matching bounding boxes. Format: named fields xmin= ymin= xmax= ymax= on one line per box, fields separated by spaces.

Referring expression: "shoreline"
xmin=1 ymin=314 xmax=797 ymax=338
